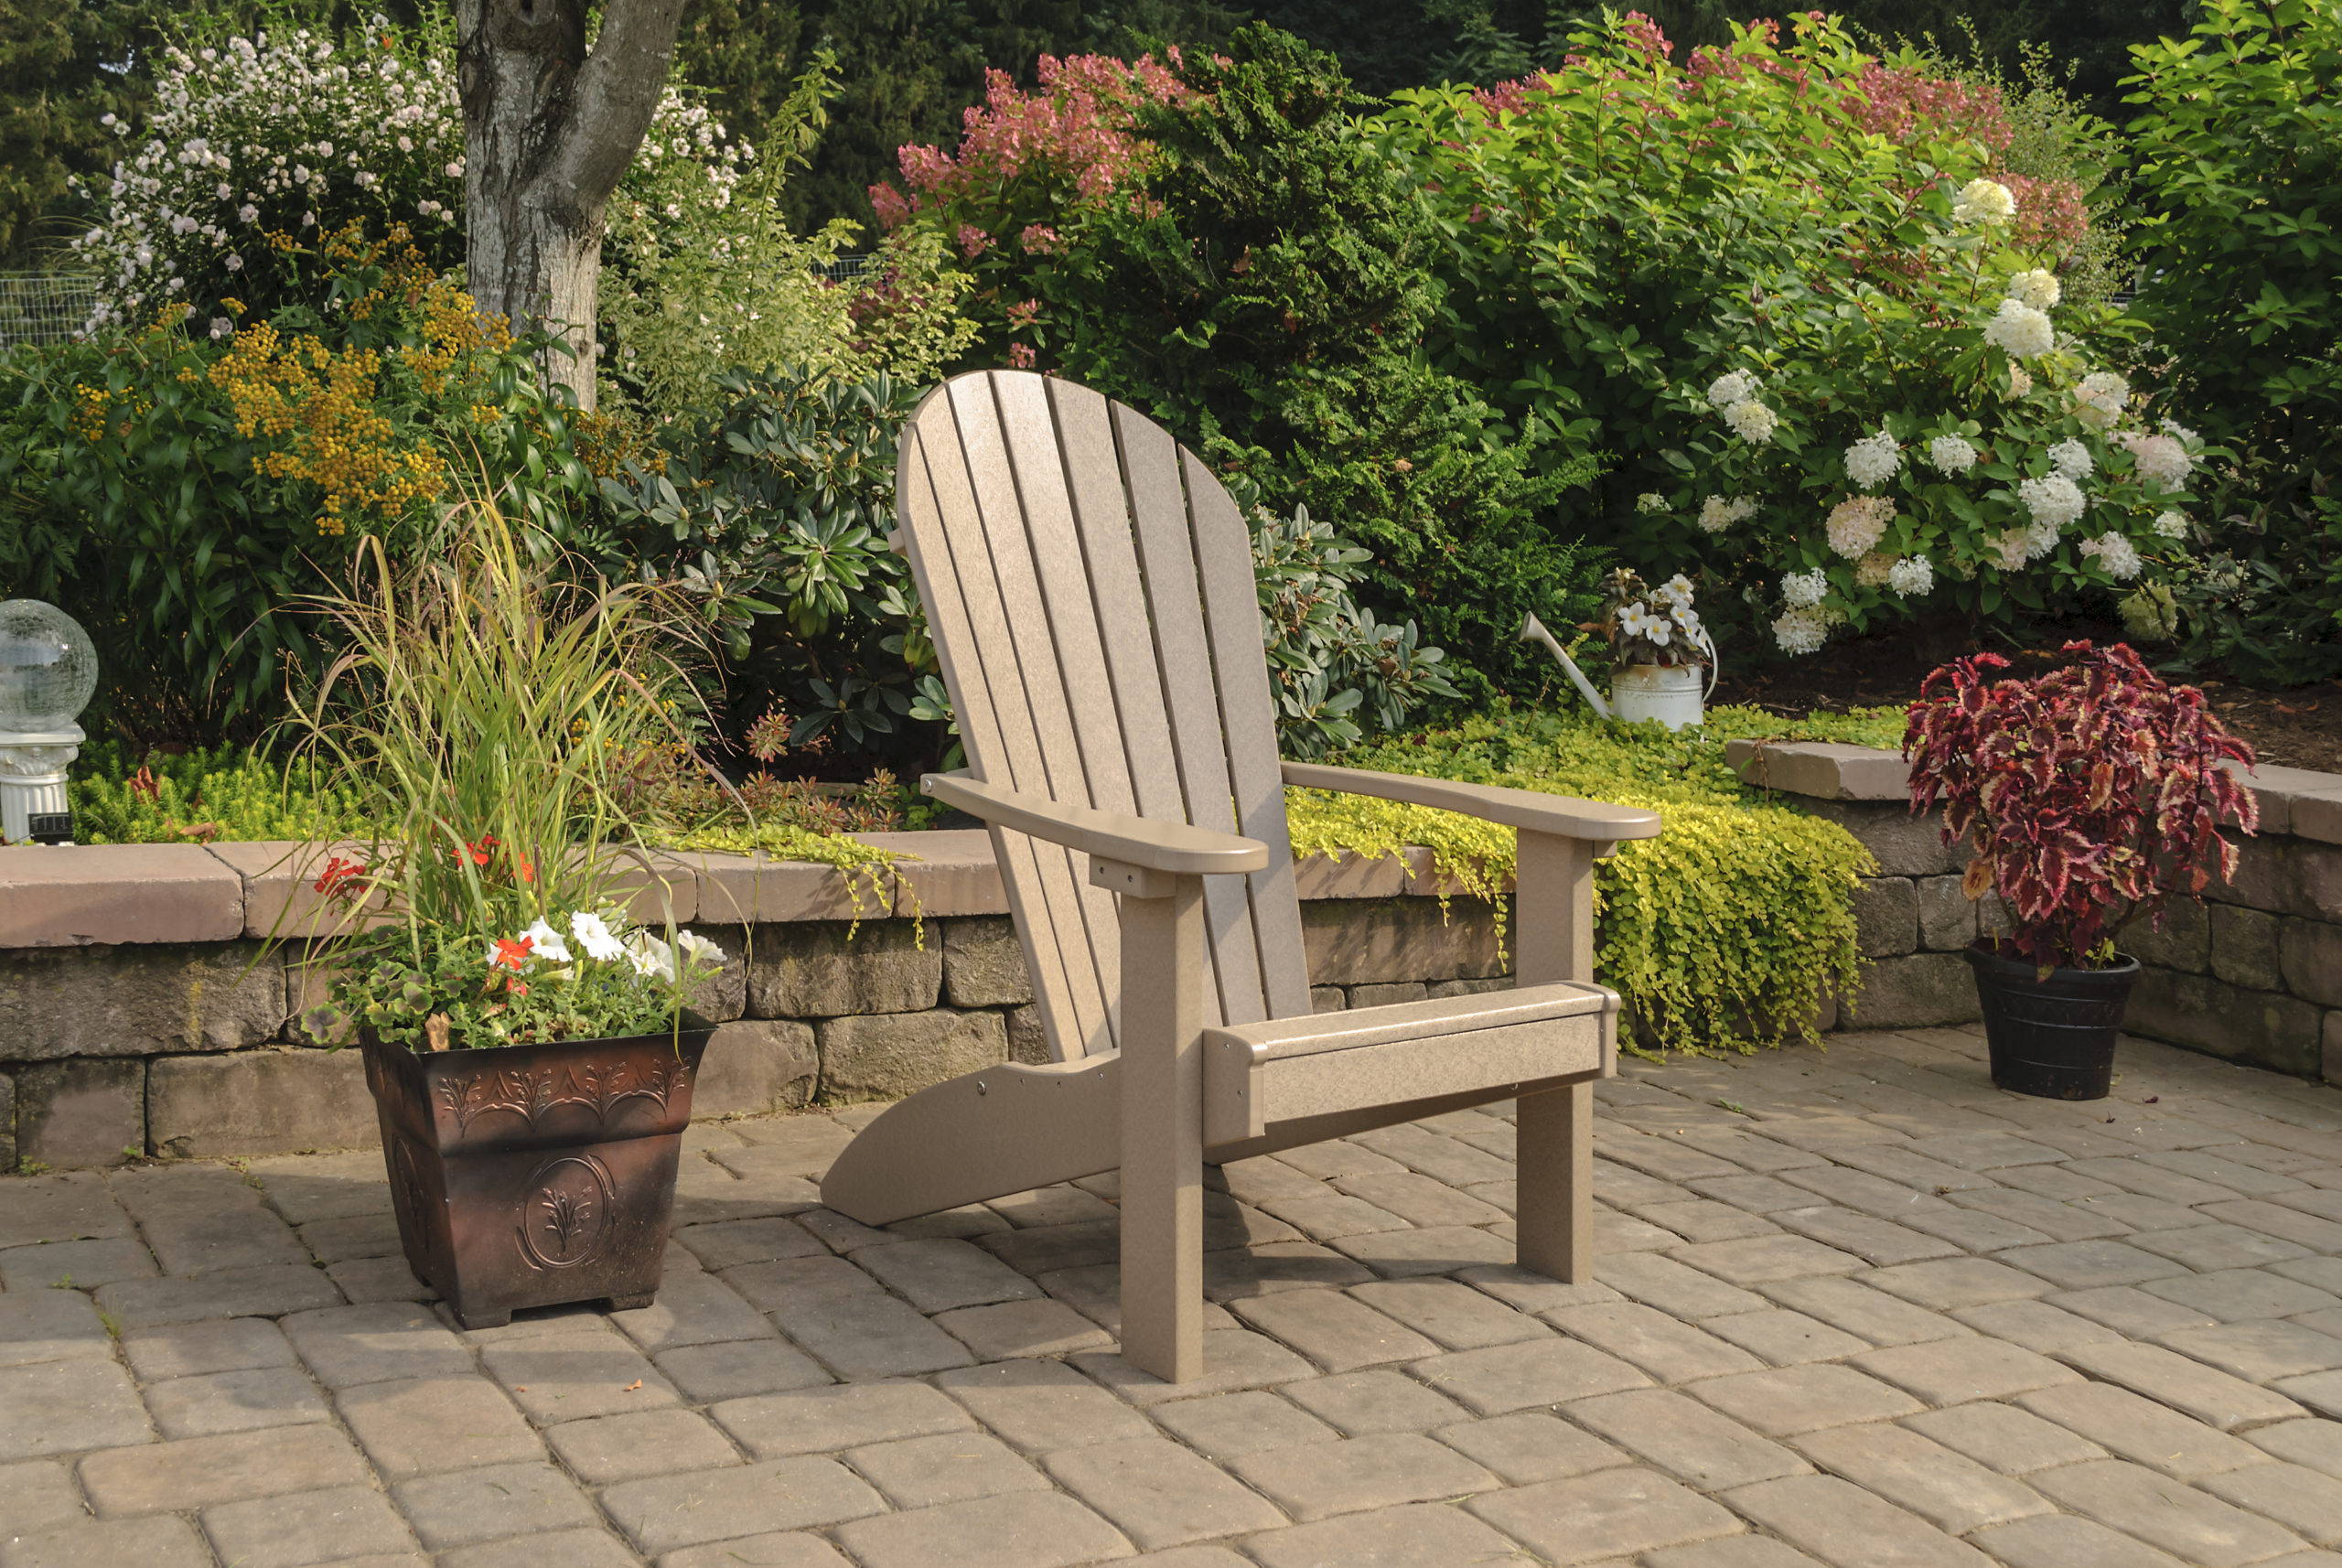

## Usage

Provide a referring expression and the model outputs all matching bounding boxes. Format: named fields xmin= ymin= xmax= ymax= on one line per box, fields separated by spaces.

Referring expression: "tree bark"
xmin=457 ymin=0 xmax=688 ymax=413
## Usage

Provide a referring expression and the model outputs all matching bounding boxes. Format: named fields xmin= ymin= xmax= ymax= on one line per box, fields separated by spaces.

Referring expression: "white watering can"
xmin=1520 ymin=612 xmax=1720 ymax=732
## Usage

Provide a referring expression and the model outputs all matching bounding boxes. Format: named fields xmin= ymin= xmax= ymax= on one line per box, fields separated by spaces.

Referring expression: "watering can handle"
xmin=1519 ymin=613 xmax=1610 ymax=720
xmin=1698 ymin=622 xmax=1722 ymax=700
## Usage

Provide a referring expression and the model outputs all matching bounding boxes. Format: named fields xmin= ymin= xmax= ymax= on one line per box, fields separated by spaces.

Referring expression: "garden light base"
xmin=0 ymin=725 xmax=81 ymax=844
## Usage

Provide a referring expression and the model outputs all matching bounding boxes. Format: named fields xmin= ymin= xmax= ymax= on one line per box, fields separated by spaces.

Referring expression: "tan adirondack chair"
xmin=821 ymin=370 xmax=1662 ymax=1383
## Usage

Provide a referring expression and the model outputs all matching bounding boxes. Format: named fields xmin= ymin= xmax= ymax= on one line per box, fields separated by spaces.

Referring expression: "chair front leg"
xmin=1094 ymin=856 xmax=1208 ymax=1383
xmin=1512 ymin=829 xmax=1603 ymax=1282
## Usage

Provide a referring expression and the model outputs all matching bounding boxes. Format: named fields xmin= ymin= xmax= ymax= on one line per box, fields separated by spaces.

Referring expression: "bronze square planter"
xmin=361 ymin=1022 xmax=714 ymax=1328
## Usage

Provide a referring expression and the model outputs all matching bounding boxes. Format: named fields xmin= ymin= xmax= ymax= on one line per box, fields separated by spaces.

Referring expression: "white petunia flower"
xmin=2154 ymin=510 xmax=2190 ymax=540
xmin=2048 ymin=440 xmax=2093 ymax=480
xmin=1723 ymin=399 xmax=1778 ymax=444
xmin=1887 ymin=555 xmax=1935 ymax=597
xmin=569 ymin=910 xmax=626 ymax=962
xmin=1953 ymin=177 xmax=2016 ymax=225
xmin=2079 ymin=532 xmax=2143 ymax=579
xmin=624 ymin=931 xmax=678 ymax=983
xmin=1825 ymin=495 xmax=1895 ymax=559
xmin=2006 ymin=269 xmax=2061 ymax=311
xmin=676 ymin=929 xmax=728 ymax=970
xmin=1636 ymin=492 xmax=1669 ymax=514
xmin=1926 ymin=435 xmax=1979 ymax=474
xmin=1780 ymin=568 xmax=1828 ymax=608
xmin=1982 ymin=298 xmax=2055 ymax=360
xmin=1705 ymin=370 xmax=1759 ymax=409
xmin=2018 ymin=473 xmax=2087 ymax=530
xmin=1772 ymin=607 xmax=1829 ymax=656
xmin=521 ymin=918 xmax=572 ymax=964
xmin=2122 ymin=432 xmax=2193 ymax=487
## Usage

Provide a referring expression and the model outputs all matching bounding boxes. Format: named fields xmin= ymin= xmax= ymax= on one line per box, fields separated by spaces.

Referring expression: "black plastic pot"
xmin=1963 ymin=942 xmax=2140 ymax=1101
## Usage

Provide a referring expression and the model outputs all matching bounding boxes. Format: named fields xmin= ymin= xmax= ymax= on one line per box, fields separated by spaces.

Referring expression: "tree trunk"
xmin=457 ymin=0 xmax=688 ymax=413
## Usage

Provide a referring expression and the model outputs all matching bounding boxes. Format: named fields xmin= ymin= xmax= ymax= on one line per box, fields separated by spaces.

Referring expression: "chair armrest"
xmin=922 ymin=771 xmax=1270 ymax=875
xmin=1281 ymin=762 xmax=1662 ymax=844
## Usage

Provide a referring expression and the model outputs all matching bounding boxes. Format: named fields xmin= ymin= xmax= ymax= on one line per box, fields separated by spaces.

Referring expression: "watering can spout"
xmin=1520 ymin=612 xmax=1611 ymax=720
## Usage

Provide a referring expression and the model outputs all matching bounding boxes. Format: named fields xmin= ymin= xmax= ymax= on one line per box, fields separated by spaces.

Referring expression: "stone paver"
xmin=1227 ymin=1431 xmax=1497 ymax=1520
xmin=1468 ymin=1465 xmax=1746 ymax=1563
xmin=16 ymin=1025 xmax=2342 ymax=1566
xmin=1040 ymin=1437 xmax=1285 ymax=1550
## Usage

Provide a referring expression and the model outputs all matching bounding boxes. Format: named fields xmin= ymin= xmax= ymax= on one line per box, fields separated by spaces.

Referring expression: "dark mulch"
xmin=1711 ymin=620 xmax=2342 ymax=776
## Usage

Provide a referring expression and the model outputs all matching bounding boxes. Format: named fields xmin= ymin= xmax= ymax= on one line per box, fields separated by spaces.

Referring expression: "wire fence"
xmin=0 ymin=275 xmax=98 ymax=349
xmin=812 ymin=254 xmax=873 ymax=284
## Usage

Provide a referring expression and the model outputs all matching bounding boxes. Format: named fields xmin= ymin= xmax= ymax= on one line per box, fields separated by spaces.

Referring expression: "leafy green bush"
xmin=1251 ymin=501 xmax=1458 ymax=757
xmin=0 ymin=229 xmax=595 ymax=735
xmin=1284 ymin=704 xmax=1877 ymax=1055
xmin=2122 ymin=0 xmax=2342 ymax=682
xmin=874 ymin=27 xmax=1607 ymax=696
xmin=1373 ymin=13 xmax=2172 ymax=656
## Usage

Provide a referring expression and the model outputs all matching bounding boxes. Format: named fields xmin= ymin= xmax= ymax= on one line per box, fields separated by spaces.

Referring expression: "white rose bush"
xmin=1643 ymin=180 xmax=2211 ymax=657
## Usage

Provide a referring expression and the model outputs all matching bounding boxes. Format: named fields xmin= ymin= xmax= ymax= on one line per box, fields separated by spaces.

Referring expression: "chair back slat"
xmin=1183 ymin=446 xmax=1314 ymax=1023
xmin=1114 ymin=403 xmax=1262 ymax=1029
xmin=903 ymin=402 xmax=1113 ymax=1059
xmin=897 ymin=371 xmax=1316 ymax=1059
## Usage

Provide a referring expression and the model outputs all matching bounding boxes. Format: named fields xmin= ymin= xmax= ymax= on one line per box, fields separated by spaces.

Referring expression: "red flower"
xmin=489 ymin=935 xmax=534 ymax=972
xmin=312 ymin=855 xmax=368 ymax=899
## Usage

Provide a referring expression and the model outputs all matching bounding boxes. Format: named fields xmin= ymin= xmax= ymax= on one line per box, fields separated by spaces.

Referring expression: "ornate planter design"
xmin=361 ymin=1022 xmax=713 ymax=1327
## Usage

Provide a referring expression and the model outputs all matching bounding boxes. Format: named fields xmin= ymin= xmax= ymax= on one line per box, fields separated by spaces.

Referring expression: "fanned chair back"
xmin=896 ymin=371 xmax=1313 ymax=1061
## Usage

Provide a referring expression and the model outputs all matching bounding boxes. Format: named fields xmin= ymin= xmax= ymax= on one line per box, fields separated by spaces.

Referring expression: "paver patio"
xmin=10 ymin=1024 xmax=2342 ymax=1568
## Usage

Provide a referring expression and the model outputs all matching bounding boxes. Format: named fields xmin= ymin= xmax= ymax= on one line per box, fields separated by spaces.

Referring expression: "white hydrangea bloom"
xmin=2073 ymin=370 xmax=2129 ymax=430
xmin=1780 ymin=568 xmax=1828 ymax=608
xmin=1993 ymin=529 xmax=2034 ymax=570
xmin=1636 ymin=492 xmax=1669 ymax=514
xmin=1722 ymin=398 xmax=1778 ymax=443
xmin=1953 ymin=177 xmax=2016 ymax=225
xmin=1982 ymin=299 xmax=2055 ymax=360
xmin=1855 ymin=552 xmax=1896 ymax=587
xmin=1843 ymin=430 xmax=1902 ymax=490
xmin=2006 ymin=269 xmax=2061 ymax=311
xmin=1887 ymin=556 xmax=1935 ymax=597
xmin=1926 ymin=435 xmax=1979 ymax=474
xmin=1772 ymin=607 xmax=1829 ymax=656
xmin=2048 ymin=440 xmax=2093 ymax=480
xmin=1706 ymin=370 xmax=1759 ymax=409
xmin=2079 ymin=532 xmax=2143 ymax=580
xmin=2018 ymin=473 xmax=2087 ymax=530
xmin=2025 ymin=518 xmax=2063 ymax=557
xmin=2154 ymin=510 xmax=2190 ymax=540
xmin=2160 ymin=416 xmax=2200 ymax=445
xmin=2007 ymin=364 xmax=2033 ymax=398
xmin=2122 ymin=432 xmax=2194 ymax=487
xmin=1825 ymin=495 xmax=1894 ymax=559
xmin=1696 ymin=495 xmax=1758 ymax=533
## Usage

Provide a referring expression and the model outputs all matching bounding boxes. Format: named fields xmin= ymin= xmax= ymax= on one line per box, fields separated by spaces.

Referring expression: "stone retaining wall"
xmin=0 ymin=833 xmax=1507 ymax=1171
xmin=1732 ymin=738 xmax=2342 ymax=1082
xmin=7 ymin=746 xmax=2335 ymax=1168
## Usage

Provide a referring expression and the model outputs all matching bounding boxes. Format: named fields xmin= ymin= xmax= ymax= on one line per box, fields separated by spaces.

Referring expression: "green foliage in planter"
xmin=1284 ymin=704 xmax=1877 ymax=1054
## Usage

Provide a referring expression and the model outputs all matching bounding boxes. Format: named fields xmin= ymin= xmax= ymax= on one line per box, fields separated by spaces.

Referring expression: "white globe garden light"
xmin=0 ymin=600 xmax=98 ymax=844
